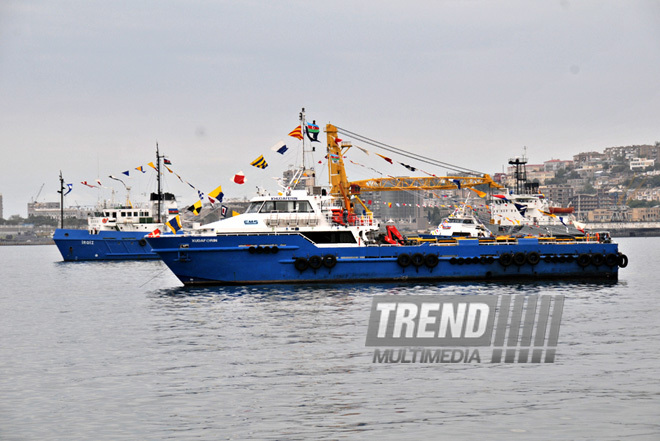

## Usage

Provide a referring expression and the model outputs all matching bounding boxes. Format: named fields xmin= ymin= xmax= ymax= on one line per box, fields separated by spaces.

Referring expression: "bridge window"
xmin=259 ymin=200 xmax=313 ymax=213
xmin=246 ymin=201 xmax=264 ymax=213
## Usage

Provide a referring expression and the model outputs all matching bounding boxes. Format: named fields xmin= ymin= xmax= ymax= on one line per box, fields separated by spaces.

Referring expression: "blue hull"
xmin=146 ymin=234 xmax=623 ymax=285
xmin=53 ymin=229 xmax=157 ymax=261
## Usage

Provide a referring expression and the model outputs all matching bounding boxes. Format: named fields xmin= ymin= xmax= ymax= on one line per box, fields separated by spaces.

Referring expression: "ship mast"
xmin=156 ymin=143 xmax=162 ymax=223
xmin=58 ymin=170 xmax=64 ymax=228
xmin=299 ymin=108 xmax=307 ymax=171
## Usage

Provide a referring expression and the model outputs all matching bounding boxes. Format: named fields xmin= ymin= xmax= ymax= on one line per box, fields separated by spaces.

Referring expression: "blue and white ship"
xmin=146 ymin=122 xmax=627 ymax=285
xmin=53 ymin=146 xmax=177 ymax=261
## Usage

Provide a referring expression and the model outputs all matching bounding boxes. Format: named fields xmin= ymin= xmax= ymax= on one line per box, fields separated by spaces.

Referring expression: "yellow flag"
xmin=208 ymin=186 xmax=223 ymax=199
xmin=467 ymin=187 xmax=487 ymax=198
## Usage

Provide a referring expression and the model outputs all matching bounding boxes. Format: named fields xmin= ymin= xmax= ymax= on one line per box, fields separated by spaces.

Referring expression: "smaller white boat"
xmin=430 ymin=202 xmax=493 ymax=238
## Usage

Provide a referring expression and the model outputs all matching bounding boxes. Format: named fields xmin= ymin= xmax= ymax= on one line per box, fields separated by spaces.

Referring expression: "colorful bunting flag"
xmin=122 ymin=170 xmax=130 ymax=176
xmin=81 ymin=181 xmax=96 ymax=188
xmin=197 ymin=190 xmax=205 ymax=201
xmin=400 ymin=163 xmax=416 ymax=172
xmin=250 ymin=155 xmax=269 ymax=169
xmin=376 ymin=153 xmax=393 ymax=164
xmin=288 ymin=125 xmax=303 ymax=140
xmin=165 ymin=216 xmax=182 ymax=234
xmin=147 ymin=228 xmax=161 ymax=238
xmin=452 ymin=179 xmax=461 ymax=189
xmin=63 ymin=183 xmax=73 ymax=196
xmin=467 ymin=187 xmax=487 ymax=198
xmin=187 ymin=200 xmax=202 ymax=216
xmin=271 ymin=141 xmax=288 ymax=155
xmin=208 ymin=186 xmax=224 ymax=203
xmin=232 ymin=171 xmax=246 ymax=184
xmin=136 ymin=166 xmax=146 ymax=173
xmin=164 ymin=158 xmax=172 ymax=165
xmin=147 ymin=162 xmax=157 ymax=171
xmin=95 ymin=179 xmax=103 ymax=186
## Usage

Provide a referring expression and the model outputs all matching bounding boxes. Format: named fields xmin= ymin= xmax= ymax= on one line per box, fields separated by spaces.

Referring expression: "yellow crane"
xmin=325 ymin=124 xmax=503 ymax=214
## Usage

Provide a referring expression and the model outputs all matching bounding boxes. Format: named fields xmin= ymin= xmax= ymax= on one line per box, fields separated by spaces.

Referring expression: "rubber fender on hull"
xmin=605 ymin=253 xmax=618 ymax=267
xmin=138 ymin=239 xmax=147 ymax=247
xmin=323 ymin=254 xmax=337 ymax=268
xmin=526 ymin=251 xmax=540 ymax=265
xmin=294 ymin=257 xmax=308 ymax=272
xmin=397 ymin=253 xmax=412 ymax=267
xmin=425 ymin=254 xmax=439 ymax=268
xmin=577 ymin=254 xmax=591 ymax=267
xmin=513 ymin=252 xmax=527 ymax=266
xmin=617 ymin=253 xmax=628 ymax=268
xmin=591 ymin=253 xmax=605 ymax=267
xmin=499 ymin=253 xmax=514 ymax=267
xmin=411 ymin=253 xmax=425 ymax=267
xmin=249 ymin=245 xmax=279 ymax=254
xmin=308 ymin=255 xmax=323 ymax=270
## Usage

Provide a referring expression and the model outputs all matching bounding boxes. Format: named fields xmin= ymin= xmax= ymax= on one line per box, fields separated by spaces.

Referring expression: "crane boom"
xmin=346 ymin=175 xmax=502 ymax=193
xmin=33 ymin=183 xmax=45 ymax=203
xmin=325 ymin=123 xmax=502 ymax=215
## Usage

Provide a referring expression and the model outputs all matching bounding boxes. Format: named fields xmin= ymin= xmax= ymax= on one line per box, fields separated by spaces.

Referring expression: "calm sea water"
xmin=1 ymin=238 xmax=659 ymax=440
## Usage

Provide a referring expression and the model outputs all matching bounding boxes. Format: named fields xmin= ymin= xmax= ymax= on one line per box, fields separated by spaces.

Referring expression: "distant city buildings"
xmin=27 ymin=202 xmax=93 ymax=220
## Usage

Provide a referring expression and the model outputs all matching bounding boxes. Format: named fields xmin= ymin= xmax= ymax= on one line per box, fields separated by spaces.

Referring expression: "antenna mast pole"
xmin=299 ymin=108 xmax=307 ymax=171
xmin=156 ymin=143 xmax=162 ymax=223
xmin=59 ymin=171 xmax=64 ymax=228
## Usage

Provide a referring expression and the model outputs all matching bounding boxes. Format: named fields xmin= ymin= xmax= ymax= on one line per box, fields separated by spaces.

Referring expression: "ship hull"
xmin=147 ymin=234 xmax=621 ymax=285
xmin=53 ymin=229 xmax=158 ymax=261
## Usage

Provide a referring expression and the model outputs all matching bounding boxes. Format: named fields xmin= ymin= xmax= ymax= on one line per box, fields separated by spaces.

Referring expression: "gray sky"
xmin=1 ymin=0 xmax=659 ymax=217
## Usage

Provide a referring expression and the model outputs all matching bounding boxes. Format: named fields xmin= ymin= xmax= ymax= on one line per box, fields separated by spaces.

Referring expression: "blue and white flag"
xmin=271 ymin=141 xmax=288 ymax=155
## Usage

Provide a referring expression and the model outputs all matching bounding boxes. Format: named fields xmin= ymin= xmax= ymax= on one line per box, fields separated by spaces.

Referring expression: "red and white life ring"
xmin=102 ymin=218 xmax=109 ymax=224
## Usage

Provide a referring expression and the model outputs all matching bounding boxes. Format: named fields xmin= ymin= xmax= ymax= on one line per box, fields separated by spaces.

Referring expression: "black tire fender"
xmin=323 ymin=254 xmax=337 ymax=268
xmin=425 ymin=254 xmax=439 ymax=268
xmin=617 ymin=253 xmax=628 ymax=268
xmin=308 ymin=255 xmax=322 ymax=270
xmin=526 ymin=251 xmax=540 ymax=265
xmin=499 ymin=253 xmax=513 ymax=267
xmin=591 ymin=253 xmax=605 ymax=267
xmin=397 ymin=253 xmax=412 ymax=267
xmin=513 ymin=252 xmax=527 ymax=266
xmin=411 ymin=253 xmax=425 ymax=267
xmin=294 ymin=257 xmax=308 ymax=272
xmin=605 ymin=253 xmax=618 ymax=267
xmin=577 ymin=253 xmax=590 ymax=267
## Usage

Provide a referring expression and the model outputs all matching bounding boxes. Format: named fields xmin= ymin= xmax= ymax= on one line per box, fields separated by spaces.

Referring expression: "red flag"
xmin=288 ymin=125 xmax=303 ymax=140
xmin=232 ymin=171 xmax=246 ymax=184
xmin=147 ymin=228 xmax=161 ymax=238
xmin=376 ymin=153 xmax=393 ymax=164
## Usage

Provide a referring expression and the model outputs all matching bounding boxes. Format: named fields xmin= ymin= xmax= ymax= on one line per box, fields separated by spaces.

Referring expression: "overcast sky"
xmin=1 ymin=0 xmax=659 ymax=217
